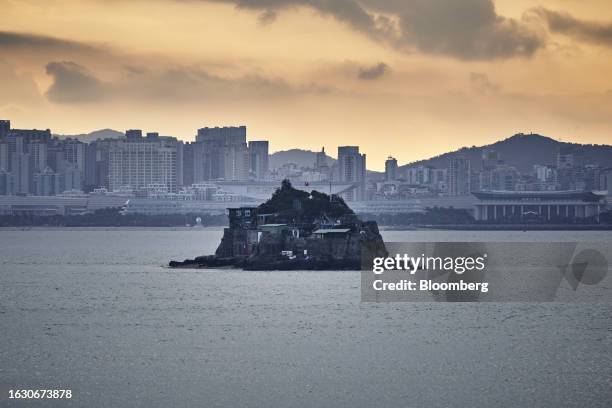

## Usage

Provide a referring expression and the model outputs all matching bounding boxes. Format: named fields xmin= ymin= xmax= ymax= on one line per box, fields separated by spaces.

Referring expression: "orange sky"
xmin=1 ymin=0 xmax=612 ymax=169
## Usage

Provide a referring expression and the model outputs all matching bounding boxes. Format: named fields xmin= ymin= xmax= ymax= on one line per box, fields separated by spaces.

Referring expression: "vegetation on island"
xmin=257 ymin=179 xmax=354 ymax=223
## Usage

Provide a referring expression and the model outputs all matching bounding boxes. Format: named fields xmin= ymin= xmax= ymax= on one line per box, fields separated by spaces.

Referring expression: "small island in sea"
xmin=169 ymin=180 xmax=387 ymax=270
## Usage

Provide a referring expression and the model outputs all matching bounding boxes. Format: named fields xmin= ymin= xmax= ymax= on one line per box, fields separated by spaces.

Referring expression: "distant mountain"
xmin=401 ymin=133 xmax=612 ymax=173
xmin=54 ymin=128 xmax=124 ymax=143
xmin=269 ymin=149 xmax=335 ymax=170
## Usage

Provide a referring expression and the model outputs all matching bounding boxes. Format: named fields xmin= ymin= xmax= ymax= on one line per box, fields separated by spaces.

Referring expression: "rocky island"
xmin=169 ymin=180 xmax=387 ymax=270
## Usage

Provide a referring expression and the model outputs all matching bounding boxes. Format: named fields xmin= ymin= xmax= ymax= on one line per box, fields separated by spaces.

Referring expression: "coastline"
xmin=415 ymin=224 xmax=612 ymax=231
xmin=3 ymin=224 xmax=611 ymax=231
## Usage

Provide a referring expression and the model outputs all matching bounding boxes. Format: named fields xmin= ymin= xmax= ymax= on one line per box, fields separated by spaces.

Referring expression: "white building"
xmin=108 ymin=137 xmax=182 ymax=193
xmin=473 ymin=190 xmax=607 ymax=222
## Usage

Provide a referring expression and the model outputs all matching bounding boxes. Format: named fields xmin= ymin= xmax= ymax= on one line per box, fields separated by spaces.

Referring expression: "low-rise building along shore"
xmin=473 ymin=190 xmax=608 ymax=222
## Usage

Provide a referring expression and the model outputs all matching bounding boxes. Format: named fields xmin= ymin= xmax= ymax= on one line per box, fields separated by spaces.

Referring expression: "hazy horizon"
xmin=2 ymin=0 xmax=612 ymax=169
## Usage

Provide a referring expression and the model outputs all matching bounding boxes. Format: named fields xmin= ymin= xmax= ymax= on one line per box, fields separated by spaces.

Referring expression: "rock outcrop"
xmin=169 ymin=180 xmax=387 ymax=270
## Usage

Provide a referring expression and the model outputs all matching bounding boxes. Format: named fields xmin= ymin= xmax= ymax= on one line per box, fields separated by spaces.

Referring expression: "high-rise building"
xmin=432 ymin=168 xmax=448 ymax=193
xmin=534 ymin=165 xmax=556 ymax=182
xmin=0 ymin=141 xmax=9 ymax=171
xmin=404 ymin=164 xmax=432 ymax=185
xmin=249 ymin=141 xmax=269 ymax=181
xmin=600 ymin=168 xmax=612 ymax=192
xmin=337 ymin=146 xmax=366 ymax=201
xmin=481 ymin=149 xmax=501 ymax=171
xmin=385 ymin=156 xmax=398 ymax=181
xmin=0 ymin=169 xmax=14 ymax=195
xmin=224 ymin=142 xmax=250 ymax=181
xmin=108 ymin=136 xmax=181 ymax=193
xmin=556 ymin=146 xmax=574 ymax=170
xmin=34 ymin=167 xmax=61 ymax=196
xmin=11 ymin=151 xmax=31 ymax=194
xmin=28 ymin=141 xmax=48 ymax=172
xmin=125 ymin=129 xmax=143 ymax=140
xmin=448 ymin=154 xmax=471 ymax=196
xmin=0 ymin=127 xmax=52 ymax=194
xmin=492 ymin=165 xmax=518 ymax=191
xmin=61 ymin=139 xmax=86 ymax=173
xmin=62 ymin=163 xmax=83 ymax=192
xmin=314 ymin=147 xmax=331 ymax=181
xmin=0 ymin=120 xmax=10 ymax=139
xmin=196 ymin=126 xmax=246 ymax=144
xmin=6 ymin=128 xmax=51 ymax=148
xmin=195 ymin=126 xmax=248 ymax=181
xmin=315 ymin=147 xmax=327 ymax=170
xmin=182 ymin=142 xmax=196 ymax=186
xmin=85 ymin=140 xmax=113 ymax=189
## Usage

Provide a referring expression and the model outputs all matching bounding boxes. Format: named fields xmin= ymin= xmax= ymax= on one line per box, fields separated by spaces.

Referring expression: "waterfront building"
xmin=473 ymin=190 xmax=607 ymax=222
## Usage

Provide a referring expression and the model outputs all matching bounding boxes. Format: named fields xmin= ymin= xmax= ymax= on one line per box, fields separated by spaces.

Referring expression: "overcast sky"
xmin=1 ymin=0 xmax=612 ymax=169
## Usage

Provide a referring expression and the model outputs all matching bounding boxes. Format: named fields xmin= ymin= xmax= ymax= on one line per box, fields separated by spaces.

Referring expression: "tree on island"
xmin=257 ymin=179 xmax=355 ymax=224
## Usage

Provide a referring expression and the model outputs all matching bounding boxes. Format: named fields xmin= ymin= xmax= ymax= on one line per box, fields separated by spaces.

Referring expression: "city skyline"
xmin=2 ymin=0 xmax=612 ymax=169
xmin=2 ymin=118 xmax=610 ymax=197
xmin=6 ymin=118 xmax=611 ymax=171
xmin=1 ymin=118 xmax=611 ymax=224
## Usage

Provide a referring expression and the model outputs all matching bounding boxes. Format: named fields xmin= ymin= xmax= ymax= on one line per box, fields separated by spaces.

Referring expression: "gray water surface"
xmin=1 ymin=229 xmax=611 ymax=407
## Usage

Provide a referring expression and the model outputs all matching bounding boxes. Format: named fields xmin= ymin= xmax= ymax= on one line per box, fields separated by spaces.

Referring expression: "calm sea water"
xmin=1 ymin=229 xmax=611 ymax=407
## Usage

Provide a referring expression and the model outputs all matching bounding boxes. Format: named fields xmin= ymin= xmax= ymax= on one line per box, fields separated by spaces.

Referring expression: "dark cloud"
xmin=222 ymin=0 xmax=396 ymax=42
xmin=469 ymin=72 xmax=499 ymax=94
xmin=358 ymin=62 xmax=388 ymax=80
xmin=0 ymin=30 xmax=98 ymax=54
xmin=257 ymin=9 xmax=278 ymax=25
xmin=388 ymin=0 xmax=544 ymax=59
xmin=206 ymin=0 xmax=546 ymax=60
xmin=45 ymin=61 xmax=106 ymax=103
xmin=532 ymin=8 xmax=612 ymax=47
xmin=43 ymin=60 xmax=329 ymax=105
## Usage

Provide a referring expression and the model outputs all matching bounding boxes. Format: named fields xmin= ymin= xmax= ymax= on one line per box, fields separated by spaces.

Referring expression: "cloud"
xmin=532 ymin=8 xmax=612 ymax=47
xmin=257 ymin=9 xmax=278 ymax=25
xmin=0 ymin=30 xmax=99 ymax=54
xmin=357 ymin=62 xmax=388 ymax=80
xmin=387 ymin=0 xmax=544 ymax=59
xmin=0 ymin=59 xmax=44 ymax=107
xmin=45 ymin=61 xmax=106 ymax=103
xmin=206 ymin=0 xmax=546 ymax=60
xmin=43 ymin=60 xmax=330 ymax=106
xmin=469 ymin=72 xmax=499 ymax=94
